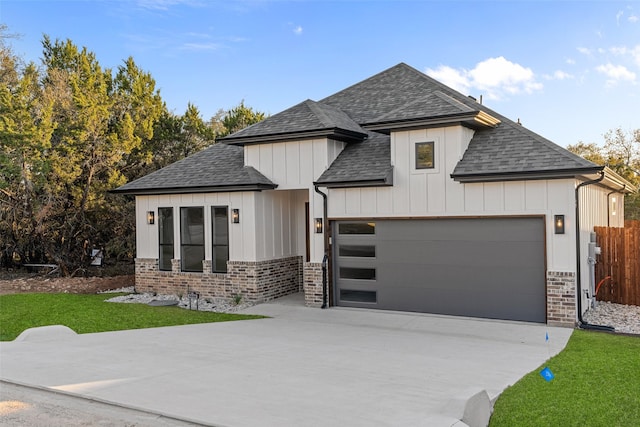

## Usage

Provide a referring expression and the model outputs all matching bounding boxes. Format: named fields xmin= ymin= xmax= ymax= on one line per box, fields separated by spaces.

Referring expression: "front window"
xmin=158 ymin=208 xmax=174 ymax=271
xmin=211 ymin=207 xmax=229 ymax=273
xmin=415 ymin=141 xmax=435 ymax=169
xmin=180 ymin=207 xmax=204 ymax=272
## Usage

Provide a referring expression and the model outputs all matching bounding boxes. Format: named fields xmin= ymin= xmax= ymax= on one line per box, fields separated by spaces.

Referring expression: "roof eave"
xmin=315 ymin=168 xmax=394 ymax=189
xmin=110 ymin=183 xmax=278 ymax=196
xmin=600 ymin=167 xmax=637 ymax=193
xmin=363 ymin=111 xmax=500 ymax=133
xmin=219 ymin=128 xmax=367 ymax=145
xmin=451 ymin=166 xmax=605 ymax=183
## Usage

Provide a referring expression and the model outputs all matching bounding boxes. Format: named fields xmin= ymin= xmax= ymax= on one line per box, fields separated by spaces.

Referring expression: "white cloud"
xmin=577 ymin=47 xmax=592 ymax=56
xmin=566 ymin=58 xmax=576 ymax=65
xmin=629 ymin=15 xmax=639 ymax=23
xmin=136 ymin=0 xmax=203 ymax=11
xmin=596 ymin=63 xmax=637 ymax=87
xmin=544 ymin=70 xmax=574 ymax=80
xmin=426 ymin=57 xmax=542 ymax=100
xmin=633 ymin=45 xmax=640 ymax=68
xmin=293 ymin=25 xmax=303 ymax=35
xmin=425 ymin=65 xmax=471 ymax=94
xmin=180 ymin=42 xmax=222 ymax=51
xmin=616 ymin=10 xmax=624 ymax=25
xmin=609 ymin=44 xmax=640 ymax=68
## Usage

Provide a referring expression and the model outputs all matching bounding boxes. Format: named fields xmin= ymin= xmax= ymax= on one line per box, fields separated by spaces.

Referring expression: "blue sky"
xmin=1 ymin=0 xmax=638 ymax=147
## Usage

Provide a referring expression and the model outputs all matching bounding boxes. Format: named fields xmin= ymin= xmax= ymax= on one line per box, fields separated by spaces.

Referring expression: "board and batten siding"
xmin=577 ymin=181 xmax=625 ymax=312
xmin=328 ymin=126 xmax=580 ymax=273
xmin=244 ymin=138 xmax=345 ymax=190
xmin=244 ymin=137 xmax=344 ymax=261
xmin=136 ymin=190 xmax=306 ymax=263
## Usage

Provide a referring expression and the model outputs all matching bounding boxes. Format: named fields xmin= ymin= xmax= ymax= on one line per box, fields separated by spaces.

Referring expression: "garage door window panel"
xmin=339 ymin=267 xmax=376 ymax=280
xmin=338 ymin=245 xmax=376 ymax=258
xmin=340 ymin=289 xmax=377 ymax=303
xmin=338 ymin=222 xmax=375 ymax=235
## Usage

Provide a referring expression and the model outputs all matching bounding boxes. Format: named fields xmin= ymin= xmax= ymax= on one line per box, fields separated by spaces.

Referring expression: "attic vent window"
xmin=415 ymin=141 xmax=435 ymax=169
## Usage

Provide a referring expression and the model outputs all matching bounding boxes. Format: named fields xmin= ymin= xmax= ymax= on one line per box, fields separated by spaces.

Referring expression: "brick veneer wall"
xmin=135 ymin=256 xmax=302 ymax=303
xmin=546 ymin=271 xmax=577 ymax=327
xmin=303 ymin=262 xmax=324 ymax=307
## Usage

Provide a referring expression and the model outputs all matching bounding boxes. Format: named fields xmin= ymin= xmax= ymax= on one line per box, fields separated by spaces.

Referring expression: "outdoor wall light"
xmin=554 ymin=215 xmax=565 ymax=234
xmin=232 ymin=209 xmax=240 ymax=224
xmin=147 ymin=211 xmax=155 ymax=225
xmin=315 ymin=218 xmax=323 ymax=234
xmin=611 ymin=197 xmax=617 ymax=216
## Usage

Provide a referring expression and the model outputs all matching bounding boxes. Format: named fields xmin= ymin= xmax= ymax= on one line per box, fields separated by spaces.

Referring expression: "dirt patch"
xmin=0 ymin=275 xmax=135 ymax=295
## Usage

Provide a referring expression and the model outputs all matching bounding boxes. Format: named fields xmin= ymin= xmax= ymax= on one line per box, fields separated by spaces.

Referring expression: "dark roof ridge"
xmin=319 ymin=62 xmax=414 ymax=104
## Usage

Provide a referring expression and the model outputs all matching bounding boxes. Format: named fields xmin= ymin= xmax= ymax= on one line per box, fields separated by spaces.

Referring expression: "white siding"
xmin=135 ymin=189 xmax=317 ymax=263
xmin=135 ymin=192 xmax=257 ymax=262
xmin=243 ymin=137 xmax=344 ymax=262
xmin=328 ymin=125 xmax=581 ymax=273
xmin=577 ymin=182 xmax=625 ymax=313
xmin=244 ymin=138 xmax=345 ymax=190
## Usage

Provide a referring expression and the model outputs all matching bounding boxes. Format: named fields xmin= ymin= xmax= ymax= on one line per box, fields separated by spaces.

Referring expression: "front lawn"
xmin=0 ymin=293 xmax=264 ymax=341
xmin=490 ymin=329 xmax=640 ymax=426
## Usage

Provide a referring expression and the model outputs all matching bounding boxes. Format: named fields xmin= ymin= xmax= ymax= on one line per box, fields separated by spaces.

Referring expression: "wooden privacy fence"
xmin=595 ymin=220 xmax=640 ymax=306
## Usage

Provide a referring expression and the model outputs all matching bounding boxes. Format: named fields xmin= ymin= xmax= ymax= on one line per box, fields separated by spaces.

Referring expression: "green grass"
xmin=0 ymin=293 xmax=265 ymax=341
xmin=490 ymin=330 xmax=640 ymax=427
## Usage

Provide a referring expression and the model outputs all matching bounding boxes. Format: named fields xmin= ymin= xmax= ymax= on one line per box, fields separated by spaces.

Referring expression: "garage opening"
xmin=333 ymin=217 xmax=546 ymax=323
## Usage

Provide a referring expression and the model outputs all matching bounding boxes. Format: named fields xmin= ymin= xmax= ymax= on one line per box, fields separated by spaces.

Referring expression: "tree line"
xmin=1 ymin=25 xmax=637 ymax=275
xmin=0 ymin=26 xmax=264 ymax=274
xmin=568 ymin=128 xmax=640 ymax=221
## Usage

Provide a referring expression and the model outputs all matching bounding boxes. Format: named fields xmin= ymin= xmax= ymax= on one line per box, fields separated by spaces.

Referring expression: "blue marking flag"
xmin=545 ymin=332 xmax=549 ymax=342
xmin=540 ymin=366 xmax=555 ymax=382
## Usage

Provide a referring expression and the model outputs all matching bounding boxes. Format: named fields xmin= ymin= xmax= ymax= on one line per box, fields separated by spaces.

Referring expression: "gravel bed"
xmin=584 ymin=301 xmax=640 ymax=335
xmin=105 ymin=291 xmax=255 ymax=313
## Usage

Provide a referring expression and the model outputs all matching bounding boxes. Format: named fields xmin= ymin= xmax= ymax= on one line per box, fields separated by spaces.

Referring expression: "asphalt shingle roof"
xmin=451 ymin=120 xmax=600 ymax=180
xmin=116 ymin=62 xmax=603 ymax=194
xmin=320 ymin=63 xmax=480 ymax=124
xmin=112 ymin=143 xmax=276 ymax=195
xmin=220 ymin=99 xmax=367 ymax=143
xmin=315 ymin=132 xmax=392 ymax=187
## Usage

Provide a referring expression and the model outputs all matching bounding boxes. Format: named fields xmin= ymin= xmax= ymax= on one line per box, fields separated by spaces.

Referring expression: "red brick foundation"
xmin=135 ymin=256 xmax=303 ymax=303
xmin=546 ymin=271 xmax=577 ymax=327
xmin=303 ymin=262 xmax=324 ymax=307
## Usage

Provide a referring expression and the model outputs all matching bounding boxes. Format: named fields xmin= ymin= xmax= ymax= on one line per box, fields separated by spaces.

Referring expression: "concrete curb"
xmin=440 ymin=388 xmax=492 ymax=427
xmin=14 ymin=325 xmax=78 ymax=342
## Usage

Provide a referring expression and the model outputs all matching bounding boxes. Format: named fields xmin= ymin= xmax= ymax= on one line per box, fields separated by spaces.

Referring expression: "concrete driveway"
xmin=0 ymin=294 xmax=572 ymax=426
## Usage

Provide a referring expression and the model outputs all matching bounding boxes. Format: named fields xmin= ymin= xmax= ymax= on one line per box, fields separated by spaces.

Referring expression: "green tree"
xmin=217 ymin=100 xmax=266 ymax=137
xmin=568 ymin=128 xmax=640 ymax=220
xmin=1 ymin=34 xmax=166 ymax=273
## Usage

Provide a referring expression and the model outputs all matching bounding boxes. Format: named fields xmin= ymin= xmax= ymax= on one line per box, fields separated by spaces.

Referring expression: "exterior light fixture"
xmin=611 ymin=197 xmax=617 ymax=216
xmin=315 ymin=218 xmax=323 ymax=233
xmin=554 ymin=215 xmax=565 ymax=234
xmin=232 ymin=209 xmax=240 ymax=224
xmin=147 ymin=211 xmax=155 ymax=225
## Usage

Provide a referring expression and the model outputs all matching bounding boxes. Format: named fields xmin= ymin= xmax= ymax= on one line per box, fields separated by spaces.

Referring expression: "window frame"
xmin=158 ymin=207 xmax=174 ymax=271
xmin=415 ymin=141 xmax=435 ymax=170
xmin=211 ymin=206 xmax=229 ymax=273
xmin=180 ymin=206 xmax=205 ymax=273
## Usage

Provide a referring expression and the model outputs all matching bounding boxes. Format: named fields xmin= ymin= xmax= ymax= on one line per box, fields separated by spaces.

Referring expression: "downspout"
xmin=314 ymin=185 xmax=329 ymax=309
xmin=575 ymin=171 xmax=614 ymax=331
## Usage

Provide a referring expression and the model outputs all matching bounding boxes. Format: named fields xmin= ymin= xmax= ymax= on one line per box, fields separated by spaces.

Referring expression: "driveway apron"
xmin=0 ymin=296 xmax=572 ymax=426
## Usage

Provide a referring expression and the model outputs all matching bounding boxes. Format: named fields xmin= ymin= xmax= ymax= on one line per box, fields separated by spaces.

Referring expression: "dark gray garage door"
xmin=333 ymin=218 xmax=546 ymax=323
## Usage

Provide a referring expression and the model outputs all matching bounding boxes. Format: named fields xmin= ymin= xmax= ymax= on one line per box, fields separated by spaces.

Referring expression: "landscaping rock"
xmin=148 ymin=299 xmax=179 ymax=307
